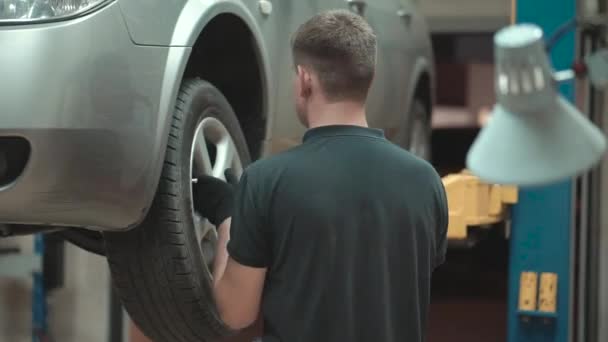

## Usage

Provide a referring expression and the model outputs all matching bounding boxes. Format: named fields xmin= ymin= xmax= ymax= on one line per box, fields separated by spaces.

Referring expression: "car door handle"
xmin=347 ymin=0 xmax=367 ymax=16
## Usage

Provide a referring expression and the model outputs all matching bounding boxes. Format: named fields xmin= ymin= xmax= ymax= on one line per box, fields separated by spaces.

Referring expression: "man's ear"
xmin=297 ymin=65 xmax=312 ymax=98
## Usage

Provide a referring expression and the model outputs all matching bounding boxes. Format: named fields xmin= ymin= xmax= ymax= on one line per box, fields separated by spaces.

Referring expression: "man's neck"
xmin=306 ymin=101 xmax=369 ymax=129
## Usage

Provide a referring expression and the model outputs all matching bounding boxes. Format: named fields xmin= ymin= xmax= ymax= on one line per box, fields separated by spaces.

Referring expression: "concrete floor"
xmin=427 ymin=227 xmax=510 ymax=342
xmin=428 ymin=298 xmax=507 ymax=342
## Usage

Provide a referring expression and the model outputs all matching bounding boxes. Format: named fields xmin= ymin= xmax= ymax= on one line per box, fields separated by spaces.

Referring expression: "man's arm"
xmin=212 ymin=219 xmax=267 ymax=330
xmin=193 ymin=171 xmax=269 ymax=330
xmin=433 ymin=176 xmax=449 ymax=269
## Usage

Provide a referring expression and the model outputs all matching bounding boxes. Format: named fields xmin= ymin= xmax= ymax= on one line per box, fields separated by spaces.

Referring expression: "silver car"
xmin=0 ymin=0 xmax=434 ymax=340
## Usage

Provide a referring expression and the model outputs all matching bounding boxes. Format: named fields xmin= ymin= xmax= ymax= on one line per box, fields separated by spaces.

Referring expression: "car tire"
xmin=104 ymin=78 xmax=251 ymax=342
xmin=407 ymin=98 xmax=432 ymax=161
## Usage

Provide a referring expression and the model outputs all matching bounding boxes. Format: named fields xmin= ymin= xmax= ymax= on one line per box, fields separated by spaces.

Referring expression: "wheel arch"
xmin=407 ymin=56 xmax=435 ymax=120
xmin=170 ymin=1 xmax=272 ymax=158
xmin=182 ymin=12 xmax=269 ymax=160
xmin=399 ymin=56 xmax=435 ymax=158
xmin=138 ymin=3 xmax=271 ymax=228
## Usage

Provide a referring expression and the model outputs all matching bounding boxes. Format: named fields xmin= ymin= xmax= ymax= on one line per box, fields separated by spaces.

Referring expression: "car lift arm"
xmin=442 ymin=170 xmax=519 ymax=240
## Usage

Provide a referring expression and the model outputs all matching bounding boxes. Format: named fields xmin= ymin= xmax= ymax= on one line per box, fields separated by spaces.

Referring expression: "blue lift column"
xmin=507 ymin=0 xmax=576 ymax=341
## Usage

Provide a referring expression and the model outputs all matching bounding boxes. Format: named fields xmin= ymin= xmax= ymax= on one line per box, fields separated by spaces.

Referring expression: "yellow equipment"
xmin=442 ymin=170 xmax=518 ymax=240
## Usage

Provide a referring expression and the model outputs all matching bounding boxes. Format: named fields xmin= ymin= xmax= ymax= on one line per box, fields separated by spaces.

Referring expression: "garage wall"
xmin=0 ymin=236 xmax=110 ymax=342
xmin=419 ymin=0 xmax=511 ymax=32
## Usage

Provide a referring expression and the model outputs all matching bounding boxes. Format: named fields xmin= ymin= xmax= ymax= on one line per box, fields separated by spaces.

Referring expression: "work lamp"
xmin=466 ymin=24 xmax=607 ymax=186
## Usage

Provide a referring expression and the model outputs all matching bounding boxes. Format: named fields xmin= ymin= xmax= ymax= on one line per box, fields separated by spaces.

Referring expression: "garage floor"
xmin=428 ymin=298 xmax=507 ymax=341
xmin=427 ymin=242 xmax=509 ymax=341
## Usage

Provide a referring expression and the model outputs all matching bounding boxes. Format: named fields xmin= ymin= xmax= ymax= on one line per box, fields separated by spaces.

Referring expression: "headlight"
xmin=0 ymin=0 xmax=112 ymax=23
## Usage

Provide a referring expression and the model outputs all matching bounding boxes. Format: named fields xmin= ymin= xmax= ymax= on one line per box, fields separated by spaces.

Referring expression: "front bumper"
xmin=0 ymin=3 xmax=175 ymax=230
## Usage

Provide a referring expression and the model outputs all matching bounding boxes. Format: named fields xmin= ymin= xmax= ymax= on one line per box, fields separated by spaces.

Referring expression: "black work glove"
xmin=193 ymin=169 xmax=239 ymax=226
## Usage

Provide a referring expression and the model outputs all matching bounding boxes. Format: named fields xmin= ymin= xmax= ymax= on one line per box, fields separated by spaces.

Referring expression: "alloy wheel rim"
xmin=189 ymin=116 xmax=243 ymax=272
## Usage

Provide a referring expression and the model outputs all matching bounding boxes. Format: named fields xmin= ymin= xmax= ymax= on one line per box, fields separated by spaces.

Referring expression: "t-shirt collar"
xmin=302 ymin=125 xmax=385 ymax=143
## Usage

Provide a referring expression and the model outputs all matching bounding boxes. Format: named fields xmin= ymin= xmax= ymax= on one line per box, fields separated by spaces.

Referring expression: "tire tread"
xmin=105 ymin=78 xmax=250 ymax=341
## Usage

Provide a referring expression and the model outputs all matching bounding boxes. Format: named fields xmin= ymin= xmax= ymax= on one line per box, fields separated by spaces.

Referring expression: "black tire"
xmin=104 ymin=78 xmax=251 ymax=342
xmin=407 ymin=99 xmax=432 ymax=161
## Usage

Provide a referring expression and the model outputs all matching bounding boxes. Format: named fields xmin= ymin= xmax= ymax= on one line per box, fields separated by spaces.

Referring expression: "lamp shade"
xmin=466 ymin=24 xmax=607 ymax=186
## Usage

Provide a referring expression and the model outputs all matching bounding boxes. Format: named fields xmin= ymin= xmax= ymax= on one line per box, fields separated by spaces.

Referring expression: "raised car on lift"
xmin=0 ymin=0 xmax=435 ymax=340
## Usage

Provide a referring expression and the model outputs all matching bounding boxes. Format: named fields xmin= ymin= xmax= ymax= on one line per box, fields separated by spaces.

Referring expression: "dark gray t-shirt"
xmin=227 ymin=125 xmax=448 ymax=342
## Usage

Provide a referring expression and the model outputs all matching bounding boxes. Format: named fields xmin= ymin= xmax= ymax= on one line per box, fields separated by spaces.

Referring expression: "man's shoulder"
xmin=380 ymin=144 xmax=444 ymax=193
xmin=384 ymin=144 xmax=438 ymax=176
xmin=241 ymin=145 xmax=306 ymax=181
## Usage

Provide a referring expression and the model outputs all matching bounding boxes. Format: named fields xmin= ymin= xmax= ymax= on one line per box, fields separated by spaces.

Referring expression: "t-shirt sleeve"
xmin=433 ymin=179 xmax=449 ymax=269
xmin=226 ymin=170 xmax=271 ymax=268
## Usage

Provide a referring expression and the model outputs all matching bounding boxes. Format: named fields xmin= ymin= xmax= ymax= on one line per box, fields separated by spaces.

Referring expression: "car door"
xmin=349 ymin=0 xmax=416 ymax=142
xmin=263 ymin=0 xmax=356 ymax=155
xmin=263 ymin=0 xmax=413 ymax=154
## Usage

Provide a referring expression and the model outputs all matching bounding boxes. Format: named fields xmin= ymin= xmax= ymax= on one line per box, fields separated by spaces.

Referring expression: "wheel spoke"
xmin=232 ymin=147 xmax=244 ymax=176
xmin=206 ymin=226 xmax=218 ymax=243
xmin=200 ymin=221 xmax=218 ymax=269
xmin=193 ymin=129 xmax=212 ymax=176
xmin=193 ymin=212 xmax=205 ymax=242
xmin=201 ymin=219 xmax=215 ymax=239
xmin=212 ymin=138 xmax=236 ymax=179
xmin=194 ymin=208 xmax=218 ymax=235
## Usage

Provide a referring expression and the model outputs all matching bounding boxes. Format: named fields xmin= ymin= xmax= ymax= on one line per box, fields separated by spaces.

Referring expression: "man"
xmin=195 ymin=9 xmax=448 ymax=342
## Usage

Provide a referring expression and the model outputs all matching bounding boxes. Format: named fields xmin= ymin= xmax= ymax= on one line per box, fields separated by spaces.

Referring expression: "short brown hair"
xmin=292 ymin=10 xmax=377 ymax=102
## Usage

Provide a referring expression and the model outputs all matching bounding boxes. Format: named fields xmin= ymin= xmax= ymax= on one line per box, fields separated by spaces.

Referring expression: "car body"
xmin=0 ymin=0 xmax=434 ymax=232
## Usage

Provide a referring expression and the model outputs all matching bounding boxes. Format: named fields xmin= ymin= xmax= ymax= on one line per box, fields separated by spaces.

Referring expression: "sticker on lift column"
xmin=518 ymin=271 xmax=538 ymax=311
xmin=538 ymin=272 xmax=558 ymax=313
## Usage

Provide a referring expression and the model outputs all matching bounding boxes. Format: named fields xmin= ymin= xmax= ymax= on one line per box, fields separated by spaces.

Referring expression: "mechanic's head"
xmin=292 ymin=10 xmax=377 ymax=126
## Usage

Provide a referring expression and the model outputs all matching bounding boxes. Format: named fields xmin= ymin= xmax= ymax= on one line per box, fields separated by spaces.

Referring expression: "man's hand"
xmin=199 ymin=170 xmax=267 ymax=331
xmin=193 ymin=169 xmax=238 ymax=226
